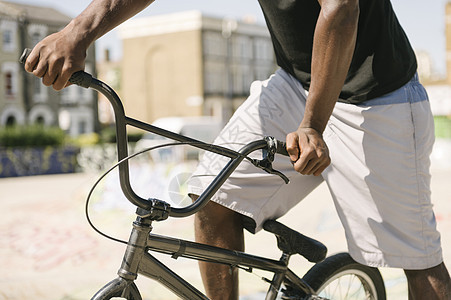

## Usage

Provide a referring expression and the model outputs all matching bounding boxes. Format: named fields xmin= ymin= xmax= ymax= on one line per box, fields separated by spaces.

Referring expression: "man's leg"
xmin=194 ymin=200 xmax=244 ymax=300
xmin=188 ymin=69 xmax=321 ymax=298
xmin=404 ymin=263 xmax=451 ymax=300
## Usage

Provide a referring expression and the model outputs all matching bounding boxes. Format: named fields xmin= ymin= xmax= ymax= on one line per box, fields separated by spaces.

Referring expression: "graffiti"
xmin=0 ymin=146 xmax=79 ymax=178
xmin=77 ymin=144 xmax=118 ymax=172
xmin=0 ymin=222 xmax=98 ymax=272
xmin=436 ymin=212 xmax=451 ymax=223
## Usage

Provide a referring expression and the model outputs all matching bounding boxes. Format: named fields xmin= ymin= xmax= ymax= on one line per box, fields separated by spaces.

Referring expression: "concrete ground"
xmin=0 ymin=153 xmax=450 ymax=299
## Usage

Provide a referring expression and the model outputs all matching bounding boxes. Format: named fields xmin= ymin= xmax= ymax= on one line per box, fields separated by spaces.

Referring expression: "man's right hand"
xmin=286 ymin=127 xmax=331 ymax=176
xmin=24 ymin=26 xmax=87 ymax=91
xmin=23 ymin=0 xmax=156 ymax=91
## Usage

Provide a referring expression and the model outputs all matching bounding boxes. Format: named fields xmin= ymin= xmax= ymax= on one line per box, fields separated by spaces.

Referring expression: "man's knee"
xmin=193 ymin=199 xmax=244 ymax=249
xmin=195 ymin=199 xmax=239 ymax=226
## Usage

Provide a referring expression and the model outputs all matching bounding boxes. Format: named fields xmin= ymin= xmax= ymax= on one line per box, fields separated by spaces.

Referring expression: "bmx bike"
xmin=20 ymin=49 xmax=386 ymax=300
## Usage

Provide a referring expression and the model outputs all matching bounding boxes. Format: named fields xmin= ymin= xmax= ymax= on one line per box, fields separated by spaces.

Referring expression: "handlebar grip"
xmin=19 ymin=48 xmax=31 ymax=64
xmin=68 ymin=71 xmax=93 ymax=88
xmin=19 ymin=48 xmax=93 ymax=89
xmin=275 ymin=140 xmax=289 ymax=156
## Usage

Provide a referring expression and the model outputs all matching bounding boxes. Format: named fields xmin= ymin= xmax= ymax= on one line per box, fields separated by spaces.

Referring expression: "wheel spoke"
xmin=318 ymin=274 xmax=375 ymax=299
xmin=297 ymin=253 xmax=385 ymax=300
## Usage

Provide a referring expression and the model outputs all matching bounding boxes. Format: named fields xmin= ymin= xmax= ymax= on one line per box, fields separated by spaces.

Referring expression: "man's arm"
xmin=286 ymin=0 xmax=359 ymax=176
xmin=25 ymin=0 xmax=154 ymax=90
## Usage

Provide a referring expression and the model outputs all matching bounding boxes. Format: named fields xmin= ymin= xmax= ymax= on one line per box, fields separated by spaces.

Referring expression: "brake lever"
xmin=266 ymin=166 xmax=290 ymax=184
xmin=250 ymin=137 xmax=290 ymax=184
xmin=253 ymin=158 xmax=290 ymax=184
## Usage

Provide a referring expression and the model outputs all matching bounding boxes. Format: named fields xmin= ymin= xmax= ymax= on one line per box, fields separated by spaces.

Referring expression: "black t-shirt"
xmin=258 ymin=0 xmax=417 ymax=104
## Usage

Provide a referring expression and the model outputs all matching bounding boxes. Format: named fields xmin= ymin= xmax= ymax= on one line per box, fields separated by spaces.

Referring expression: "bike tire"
xmin=301 ymin=252 xmax=386 ymax=300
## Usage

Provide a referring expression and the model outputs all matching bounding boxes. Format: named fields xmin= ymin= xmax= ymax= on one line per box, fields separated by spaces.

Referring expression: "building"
xmin=0 ymin=1 xmax=98 ymax=136
xmin=118 ymin=11 xmax=276 ymax=124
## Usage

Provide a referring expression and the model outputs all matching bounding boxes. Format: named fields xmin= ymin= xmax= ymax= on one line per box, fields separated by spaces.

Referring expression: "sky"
xmin=5 ymin=0 xmax=449 ymax=75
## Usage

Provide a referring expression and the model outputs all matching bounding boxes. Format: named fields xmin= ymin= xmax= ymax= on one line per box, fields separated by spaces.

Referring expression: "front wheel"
xmin=301 ymin=252 xmax=386 ymax=300
xmin=91 ymin=277 xmax=142 ymax=300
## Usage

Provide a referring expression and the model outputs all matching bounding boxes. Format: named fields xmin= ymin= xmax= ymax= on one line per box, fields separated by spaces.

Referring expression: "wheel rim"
xmin=316 ymin=269 xmax=379 ymax=300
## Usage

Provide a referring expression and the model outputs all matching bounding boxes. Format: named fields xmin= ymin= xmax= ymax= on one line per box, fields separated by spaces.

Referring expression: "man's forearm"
xmin=301 ymin=0 xmax=359 ymax=133
xmin=24 ymin=0 xmax=154 ymax=90
xmin=67 ymin=0 xmax=155 ymax=48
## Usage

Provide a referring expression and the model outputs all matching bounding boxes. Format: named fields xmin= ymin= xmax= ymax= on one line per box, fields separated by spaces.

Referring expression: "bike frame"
xmin=18 ymin=50 xmax=384 ymax=300
xmin=93 ymin=214 xmax=316 ymax=300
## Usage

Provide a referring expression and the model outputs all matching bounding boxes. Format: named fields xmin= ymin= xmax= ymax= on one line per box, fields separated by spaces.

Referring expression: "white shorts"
xmin=188 ymin=69 xmax=443 ymax=269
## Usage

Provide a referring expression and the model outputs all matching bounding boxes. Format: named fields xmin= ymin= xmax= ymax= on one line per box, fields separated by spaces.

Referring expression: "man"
xmin=25 ymin=0 xmax=450 ymax=299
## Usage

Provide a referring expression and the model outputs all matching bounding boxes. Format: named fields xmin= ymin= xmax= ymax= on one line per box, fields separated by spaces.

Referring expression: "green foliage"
xmin=127 ymin=131 xmax=144 ymax=143
xmin=99 ymin=126 xmax=143 ymax=143
xmin=434 ymin=115 xmax=451 ymax=139
xmin=99 ymin=126 xmax=116 ymax=143
xmin=70 ymin=133 xmax=100 ymax=147
xmin=0 ymin=125 xmax=66 ymax=148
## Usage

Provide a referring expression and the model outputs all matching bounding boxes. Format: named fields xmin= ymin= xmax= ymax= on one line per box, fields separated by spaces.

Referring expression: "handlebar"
xmin=20 ymin=48 xmax=289 ymax=219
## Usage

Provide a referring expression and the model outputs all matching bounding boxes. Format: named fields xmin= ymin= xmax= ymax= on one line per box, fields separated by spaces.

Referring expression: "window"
xmin=233 ymin=36 xmax=252 ymax=60
xmin=254 ymin=38 xmax=274 ymax=62
xmin=78 ymin=120 xmax=87 ymax=134
xmin=5 ymin=72 xmax=13 ymax=96
xmin=232 ymin=64 xmax=251 ymax=95
xmin=204 ymin=61 xmax=226 ymax=94
xmin=32 ymin=77 xmax=47 ymax=102
xmin=203 ymin=32 xmax=226 ymax=57
xmin=2 ymin=62 xmax=18 ymax=98
xmin=27 ymin=24 xmax=48 ymax=48
xmin=31 ymin=32 xmax=41 ymax=46
xmin=2 ymin=30 xmax=14 ymax=51
xmin=1 ymin=20 xmax=17 ymax=52
xmin=3 ymin=30 xmax=12 ymax=45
